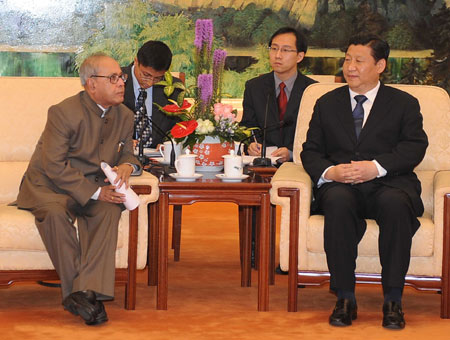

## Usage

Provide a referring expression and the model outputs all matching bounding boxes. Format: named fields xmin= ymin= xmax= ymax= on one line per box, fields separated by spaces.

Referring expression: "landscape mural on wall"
xmin=0 ymin=0 xmax=448 ymax=95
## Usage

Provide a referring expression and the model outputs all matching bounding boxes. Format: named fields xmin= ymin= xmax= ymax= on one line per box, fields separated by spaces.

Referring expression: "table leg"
xmin=258 ymin=193 xmax=270 ymax=311
xmin=148 ymin=202 xmax=159 ymax=286
xmin=172 ymin=205 xmax=182 ymax=261
xmin=254 ymin=207 xmax=259 ymax=270
xmin=157 ymin=193 xmax=169 ymax=310
xmin=239 ymin=206 xmax=252 ymax=287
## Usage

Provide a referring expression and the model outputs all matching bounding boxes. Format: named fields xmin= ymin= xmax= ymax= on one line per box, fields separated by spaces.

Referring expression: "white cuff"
xmin=373 ymin=160 xmax=387 ymax=178
xmin=91 ymin=187 xmax=101 ymax=200
xmin=317 ymin=166 xmax=334 ymax=187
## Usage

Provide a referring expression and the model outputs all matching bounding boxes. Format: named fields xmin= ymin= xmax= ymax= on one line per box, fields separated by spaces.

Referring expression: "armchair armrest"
xmin=270 ymin=162 xmax=312 ymax=209
xmin=434 ymin=171 xmax=450 ymax=223
xmin=129 ymin=171 xmax=159 ymax=204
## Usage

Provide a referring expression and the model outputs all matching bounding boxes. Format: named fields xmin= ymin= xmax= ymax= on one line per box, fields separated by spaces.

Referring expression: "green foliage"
xmin=251 ymin=13 xmax=285 ymax=45
xmin=386 ymin=22 xmax=417 ymax=50
xmin=310 ymin=11 xmax=355 ymax=48
xmin=353 ymin=3 xmax=388 ymax=37
xmin=222 ymin=44 xmax=271 ymax=98
xmin=138 ymin=13 xmax=195 ymax=74
xmin=311 ymin=4 xmax=388 ymax=48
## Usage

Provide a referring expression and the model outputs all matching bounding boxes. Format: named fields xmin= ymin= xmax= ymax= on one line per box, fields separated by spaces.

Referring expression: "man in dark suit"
xmin=17 ymin=54 xmax=140 ymax=325
xmin=241 ymin=27 xmax=316 ymax=163
xmin=122 ymin=40 xmax=181 ymax=148
xmin=301 ymin=35 xmax=428 ymax=329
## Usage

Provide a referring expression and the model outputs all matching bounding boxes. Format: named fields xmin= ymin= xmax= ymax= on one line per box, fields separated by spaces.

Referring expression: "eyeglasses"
xmin=139 ymin=71 xmax=164 ymax=83
xmin=136 ymin=63 xmax=165 ymax=83
xmin=268 ymin=46 xmax=298 ymax=54
xmin=90 ymin=73 xmax=128 ymax=84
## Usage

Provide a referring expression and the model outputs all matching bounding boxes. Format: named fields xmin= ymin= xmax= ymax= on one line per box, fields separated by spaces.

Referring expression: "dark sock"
xmin=337 ymin=290 xmax=356 ymax=304
xmin=384 ymin=287 xmax=402 ymax=306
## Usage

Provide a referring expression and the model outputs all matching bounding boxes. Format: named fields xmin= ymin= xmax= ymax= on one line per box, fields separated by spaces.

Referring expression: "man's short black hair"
xmin=269 ymin=27 xmax=308 ymax=54
xmin=346 ymin=34 xmax=390 ymax=62
xmin=136 ymin=40 xmax=173 ymax=71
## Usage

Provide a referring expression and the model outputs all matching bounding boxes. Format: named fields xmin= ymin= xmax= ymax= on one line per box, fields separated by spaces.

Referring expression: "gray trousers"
xmin=31 ymin=198 xmax=122 ymax=300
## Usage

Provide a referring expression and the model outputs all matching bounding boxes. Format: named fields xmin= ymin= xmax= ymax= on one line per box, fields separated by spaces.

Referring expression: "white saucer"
xmin=169 ymin=173 xmax=203 ymax=182
xmin=215 ymin=174 xmax=249 ymax=182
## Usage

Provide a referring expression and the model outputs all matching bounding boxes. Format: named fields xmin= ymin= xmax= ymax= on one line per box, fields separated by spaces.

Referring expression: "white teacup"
xmin=174 ymin=150 xmax=196 ymax=177
xmin=159 ymin=141 xmax=182 ymax=163
xmin=222 ymin=150 xmax=243 ymax=178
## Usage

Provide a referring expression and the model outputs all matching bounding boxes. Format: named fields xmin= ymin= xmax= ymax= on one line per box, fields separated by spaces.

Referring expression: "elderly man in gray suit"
xmin=16 ymin=54 xmax=140 ymax=325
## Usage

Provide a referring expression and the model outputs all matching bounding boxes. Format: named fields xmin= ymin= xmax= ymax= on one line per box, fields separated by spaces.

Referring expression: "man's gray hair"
xmin=79 ymin=52 xmax=109 ymax=86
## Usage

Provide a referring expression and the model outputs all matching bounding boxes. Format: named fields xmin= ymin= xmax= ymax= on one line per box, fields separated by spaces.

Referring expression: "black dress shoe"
xmin=63 ymin=290 xmax=106 ymax=325
xmin=382 ymin=301 xmax=405 ymax=329
xmin=86 ymin=300 xmax=108 ymax=326
xmin=329 ymin=299 xmax=357 ymax=327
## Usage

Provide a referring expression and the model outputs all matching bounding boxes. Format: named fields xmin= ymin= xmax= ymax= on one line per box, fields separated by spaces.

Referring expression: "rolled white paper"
xmin=100 ymin=162 xmax=140 ymax=210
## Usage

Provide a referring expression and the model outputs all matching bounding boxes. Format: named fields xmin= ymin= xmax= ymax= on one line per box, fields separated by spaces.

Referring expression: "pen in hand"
xmin=252 ymin=132 xmax=261 ymax=151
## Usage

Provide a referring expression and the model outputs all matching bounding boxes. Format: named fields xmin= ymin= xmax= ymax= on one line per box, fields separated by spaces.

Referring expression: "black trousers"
xmin=316 ymin=181 xmax=420 ymax=293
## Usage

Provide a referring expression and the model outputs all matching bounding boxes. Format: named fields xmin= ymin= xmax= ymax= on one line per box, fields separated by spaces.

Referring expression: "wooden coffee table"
xmin=146 ymin=166 xmax=272 ymax=311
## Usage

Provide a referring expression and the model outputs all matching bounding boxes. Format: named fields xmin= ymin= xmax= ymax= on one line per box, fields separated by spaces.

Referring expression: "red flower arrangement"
xmin=171 ymin=120 xmax=198 ymax=138
xmin=163 ymin=100 xmax=192 ymax=115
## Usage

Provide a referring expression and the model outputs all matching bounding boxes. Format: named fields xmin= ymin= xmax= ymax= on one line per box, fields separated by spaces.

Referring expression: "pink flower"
xmin=213 ymin=103 xmax=236 ymax=121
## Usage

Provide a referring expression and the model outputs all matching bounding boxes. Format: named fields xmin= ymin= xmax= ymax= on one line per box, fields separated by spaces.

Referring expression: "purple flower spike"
xmin=213 ymin=49 xmax=227 ymax=67
xmin=194 ymin=19 xmax=213 ymax=51
xmin=197 ymin=74 xmax=213 ymax=106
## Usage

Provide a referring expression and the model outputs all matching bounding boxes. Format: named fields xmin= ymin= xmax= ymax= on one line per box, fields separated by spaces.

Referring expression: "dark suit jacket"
xmin=241 ymin=71 xmax=316 ymax=151
xmin=301 ymin=83 xmax=428 ymax=216
xmin=17 ymin=91 xmax=139 ymax=209
xmin=122 ymin=65 xmax=182 ymax=147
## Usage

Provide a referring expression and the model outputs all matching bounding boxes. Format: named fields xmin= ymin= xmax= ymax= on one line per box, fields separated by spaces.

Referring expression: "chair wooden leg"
xmin=148 ymin=202 xmax=159 ymax=286
xmin=172 ymin=205 xmax=182 ymax=261
xmin=278 ymin=188 xmax=300 ymax=312
xmin=441 ymin=193 xmax=450 ymax=318
xmin=125 ymin=206 xmax=139 ymax=310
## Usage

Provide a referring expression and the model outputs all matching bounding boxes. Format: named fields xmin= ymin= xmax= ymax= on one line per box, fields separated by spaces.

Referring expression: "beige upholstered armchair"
xmin=270 ymin=83 xmax=450 ymax=317
xmin=0 ymin=77 xmax=159 ymax=309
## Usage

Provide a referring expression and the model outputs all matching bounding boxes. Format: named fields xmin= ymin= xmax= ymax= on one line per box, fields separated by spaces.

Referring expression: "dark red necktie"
xmin=278 ymin=82 xmax=287 ymax=121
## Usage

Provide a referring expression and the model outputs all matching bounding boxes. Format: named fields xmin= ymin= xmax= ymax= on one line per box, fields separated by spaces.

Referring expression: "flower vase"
xmin=192 ymin=136 xmax=233 ymax=172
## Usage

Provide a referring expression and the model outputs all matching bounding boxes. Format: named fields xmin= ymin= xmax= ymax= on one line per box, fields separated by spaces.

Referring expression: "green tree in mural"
xmin=75 ymin=0 xmax=195 ymax=77
xmin=137 ymin=13 xmax=195 ymax=76
xmin=386 ymin=22 xmax=417 ymax=50
xmin=354 ymin=3 xmax=388 ymax=37
xmin=226 ymin=3 xmax=266 ymax=46
xmin=400 ymin=58 xmax=431 ymax=85
xmin=310 ymin=10 xmax=355 ymax=48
